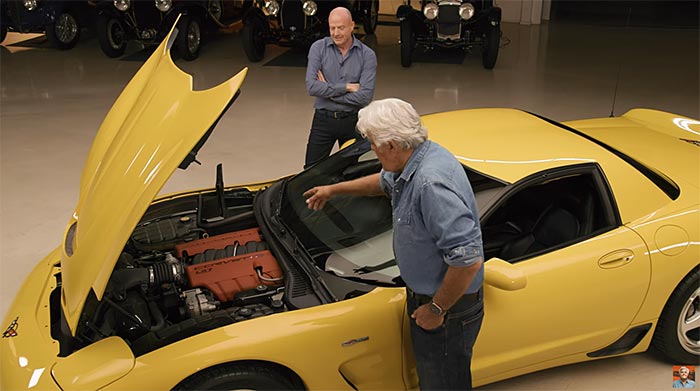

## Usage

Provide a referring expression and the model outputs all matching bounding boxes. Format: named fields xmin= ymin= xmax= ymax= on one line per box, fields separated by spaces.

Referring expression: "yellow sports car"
xmin=2 ymin=24 xmax=698 ymax=391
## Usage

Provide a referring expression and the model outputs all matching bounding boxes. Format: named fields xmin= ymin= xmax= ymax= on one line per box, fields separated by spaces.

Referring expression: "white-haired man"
xmin=674 ymin=366 xmax=696 ymax=388
xmin=304 ymin=6 xmax=377 ymax=168
xmin=304 ymin=98 xmax=484 ymax=390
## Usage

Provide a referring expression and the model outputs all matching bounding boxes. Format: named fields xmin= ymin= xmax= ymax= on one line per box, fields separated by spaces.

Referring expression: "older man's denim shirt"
xmin=305 ymin=36 xmax=376 ymax=112
xmin=380 ymin=141 xmax=484 ymax=296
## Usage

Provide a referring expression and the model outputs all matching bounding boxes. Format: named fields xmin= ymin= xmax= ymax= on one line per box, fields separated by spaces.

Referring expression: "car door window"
xmin=481 ymin=164 xmax=619 ymax=263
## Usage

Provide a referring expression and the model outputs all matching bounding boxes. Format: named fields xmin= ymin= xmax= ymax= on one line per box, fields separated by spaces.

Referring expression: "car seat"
xmin=500 ymin=205 xmax=581 ymax=261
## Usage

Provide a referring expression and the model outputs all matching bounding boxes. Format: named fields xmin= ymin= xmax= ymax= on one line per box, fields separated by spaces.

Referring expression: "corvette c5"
xmin=2 ymin=24 xmax=698 ymax=391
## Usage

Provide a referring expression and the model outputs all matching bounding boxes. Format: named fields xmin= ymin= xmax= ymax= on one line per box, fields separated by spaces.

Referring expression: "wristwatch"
xmin=429 ymin=300 xmax=445 ymax=316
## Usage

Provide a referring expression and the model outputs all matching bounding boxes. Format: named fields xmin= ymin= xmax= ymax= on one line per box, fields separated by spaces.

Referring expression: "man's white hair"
xmin=357 ymin=98 xmax=428 ymax=149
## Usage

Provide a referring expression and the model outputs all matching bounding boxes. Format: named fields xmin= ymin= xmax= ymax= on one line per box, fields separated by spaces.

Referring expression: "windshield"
xmin=281 ymin=140 xmax=397 ymax=284
xmin=279 ymin=139 xmax=507 ymax=286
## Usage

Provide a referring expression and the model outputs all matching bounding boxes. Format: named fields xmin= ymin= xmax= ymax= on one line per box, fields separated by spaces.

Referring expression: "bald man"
xmin=304 ymin=6 xmax=377 ymax=168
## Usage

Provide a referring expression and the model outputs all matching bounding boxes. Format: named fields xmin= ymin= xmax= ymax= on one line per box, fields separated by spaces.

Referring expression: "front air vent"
xmin=680 ymin=138 xmax=700 ymax=147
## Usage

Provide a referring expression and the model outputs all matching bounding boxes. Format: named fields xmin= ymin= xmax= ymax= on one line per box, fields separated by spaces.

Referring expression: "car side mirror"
xmin=52 ymin=336 xmax=135 ymax=389
xmin=484 ymin=258 xmax=527 ymax=291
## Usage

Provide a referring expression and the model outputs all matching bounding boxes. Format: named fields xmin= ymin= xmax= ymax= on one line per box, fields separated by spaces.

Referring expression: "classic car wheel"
xmin=242 ymin=21 xmax=265 ymax=62
xmin=173 ymin=364 xmax=299 ymax=390
xmin=482 ymin=25 xmax=500 ymax=69
xmin=400 ymin=19 xmax=414 ymax=68
xmin=653 ymin=268 xmax=700 ymax=363
xmin=361 ymin=0 xmax=379 ymax=35
xmin=97 ymin=15 xmax=127 ymax=58
xmin=177 ymin=15 xmax=201 ymax=61
xmin=45 ymin=10 xmax=80 ymax=50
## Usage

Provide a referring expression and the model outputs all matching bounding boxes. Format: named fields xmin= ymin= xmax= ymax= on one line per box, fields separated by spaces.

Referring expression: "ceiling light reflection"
xmin=673 ymin=118 xmax=700 ymax=135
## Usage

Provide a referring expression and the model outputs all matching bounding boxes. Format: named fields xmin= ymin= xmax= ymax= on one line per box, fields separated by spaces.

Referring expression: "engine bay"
xmin=62 ymin=167 xmax=294 ymax=357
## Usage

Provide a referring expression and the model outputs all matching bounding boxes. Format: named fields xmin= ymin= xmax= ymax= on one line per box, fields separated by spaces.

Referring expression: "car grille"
xmin=437 ymin=3 xmax=460 ymax=38
xmin=280 ymin=0 xmax=304 ymax=31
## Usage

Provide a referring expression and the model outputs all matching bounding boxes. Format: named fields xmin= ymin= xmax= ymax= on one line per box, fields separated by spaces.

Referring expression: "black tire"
xmin=242 ymin=21 xmax=265 ymax=62
xmin=361 ymin=0 xmax=379 ymax=35
xmin=97 ymin=15 xmax=127 ymax=58
xmin=399 ymin=19 xmax=413 ymax=68
xmin=173 ymin=364 xmax=299 ymax=390
xmin=652 ymin=267 xmax=700 ymax=364
xmin=177 ymin=15 xmax=201 ymax=61
xmin=481 ymin=25 xmax=500 ymax=69
xmin=45 ymin=10 xmax=80 ymax=50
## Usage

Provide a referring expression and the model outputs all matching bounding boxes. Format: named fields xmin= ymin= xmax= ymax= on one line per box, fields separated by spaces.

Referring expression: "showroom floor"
xmin=1 ymin=17 xmax=698 ymax=390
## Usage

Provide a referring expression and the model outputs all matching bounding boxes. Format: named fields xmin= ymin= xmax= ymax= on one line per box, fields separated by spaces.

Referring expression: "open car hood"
xmin=60 ymin=23 xmax=248 ymax=334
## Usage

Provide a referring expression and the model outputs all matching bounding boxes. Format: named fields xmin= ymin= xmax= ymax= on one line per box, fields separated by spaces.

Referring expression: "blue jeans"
xmin=407 ymin=291 xmax=484 ymax=391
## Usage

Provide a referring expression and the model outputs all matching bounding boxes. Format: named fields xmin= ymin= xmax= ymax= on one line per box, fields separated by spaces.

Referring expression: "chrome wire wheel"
xmin=55 ymin=13 xmax=78 ymax=43
xmin=678 ymin=286 xmax=700 ymax=355
xmin=187 ymin=20 xmax=201 ymax=55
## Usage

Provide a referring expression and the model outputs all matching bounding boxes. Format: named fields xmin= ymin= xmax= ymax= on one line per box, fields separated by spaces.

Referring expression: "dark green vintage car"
xmin=241 ymin=0 xmax=379 ymax=62
xmin=95 ymin=0 xmax=250 ymax=60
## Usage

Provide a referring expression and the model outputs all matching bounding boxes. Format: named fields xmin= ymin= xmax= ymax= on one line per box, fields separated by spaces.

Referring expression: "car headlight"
xmin=423 ymin=3 xmax=439 ymax=20
xmin=23 ymin=0 xmax=38 ymax=11
xmin=459 ymin=3 xmax=475 ymax=20
xmin=265 ymin=0 xmax=280 ymax=16
xmin=114 ymin=0 xmax=131 ymax=12
xmin=155 ymin=0 xmax=172 ymax=12
xmin=302 ymin=1 xmax=318 ymax=16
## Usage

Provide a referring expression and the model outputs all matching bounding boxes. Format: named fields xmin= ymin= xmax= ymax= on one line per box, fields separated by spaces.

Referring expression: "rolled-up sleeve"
xmin=380 ymin=170 xmax=393 ymax=196
xmin=419 ymin=181 xmax=483 ymax=267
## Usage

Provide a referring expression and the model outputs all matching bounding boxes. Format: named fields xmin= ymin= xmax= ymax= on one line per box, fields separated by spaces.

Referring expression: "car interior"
xmin=481 ymin=170 xmax=617 ymax=263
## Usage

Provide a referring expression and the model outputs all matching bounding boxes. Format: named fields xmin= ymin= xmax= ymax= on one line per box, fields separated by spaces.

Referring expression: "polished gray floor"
xmin=1 ymin=18 xmax=698 ymax=390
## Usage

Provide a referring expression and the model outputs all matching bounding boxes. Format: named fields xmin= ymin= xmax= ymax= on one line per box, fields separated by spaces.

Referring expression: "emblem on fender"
xmin=3 ymin=317 xmax=19 ymax=338
xmin=341 ymin=336 xmax=369 ymax=347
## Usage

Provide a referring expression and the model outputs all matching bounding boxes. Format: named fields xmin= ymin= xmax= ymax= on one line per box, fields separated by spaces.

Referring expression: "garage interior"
xmin=1 ymin=0 xmax=698 ymax=389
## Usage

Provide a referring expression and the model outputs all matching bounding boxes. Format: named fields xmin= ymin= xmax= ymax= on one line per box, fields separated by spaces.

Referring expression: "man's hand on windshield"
xmin=304 ymin=186 xmax=334 ymax=211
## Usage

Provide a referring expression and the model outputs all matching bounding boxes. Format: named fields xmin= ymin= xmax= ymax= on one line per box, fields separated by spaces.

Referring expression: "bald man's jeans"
xmin=407 ymin=291 xmax=484 ymax=390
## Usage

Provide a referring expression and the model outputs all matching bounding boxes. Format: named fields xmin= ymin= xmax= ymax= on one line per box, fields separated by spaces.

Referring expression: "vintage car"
xmin=0 ymin=0 xmax=93 ymax=49
xmin=397 ymin=0 xmax=501 ymax=68
xmin=1 ymin=21 xmax=699 ymax=391
xmin=241 ymin=0 xmax=379 ymax=62
xmin=95 ymin=0 xmax=249 ymax=60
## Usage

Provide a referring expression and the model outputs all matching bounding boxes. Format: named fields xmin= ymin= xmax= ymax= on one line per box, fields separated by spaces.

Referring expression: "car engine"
xmin=73 ymin=199 xmax=288 ymax=356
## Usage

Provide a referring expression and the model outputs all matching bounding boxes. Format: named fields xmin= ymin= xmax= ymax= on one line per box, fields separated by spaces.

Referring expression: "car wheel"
xmin=177 ymin=15 xmax=201 ymax=61
xmin=242 ymin=21 xmax=265 ymax=62
xmin=1 ymin=23 xmax=7 ymax=44
xmin=362 ymin=0 xmax=379 ymax=35
xmin=400 ymin=19 xmax=414 ymax=68
xmin=97 ymin=15 xmax=127 ymax=58
xmin=45 ymin=10 xmax=80 ymax=50
xmin=173 ymin=364 xmax=300 ymax=390
xmin=481 ymin=24 xmax=500 ymax=69
xmin=653 ymin=267 xmax=700 ymax=363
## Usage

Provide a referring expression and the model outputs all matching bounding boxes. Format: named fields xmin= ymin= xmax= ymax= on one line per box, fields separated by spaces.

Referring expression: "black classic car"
xmin=397 ymin=0 xmax=501 ymax=68
xmin=95 ymin=0 xmax=249 ymax=60
xmin=241 ymin=0 xmax=379 ymax=62
xmin=1 ymin=0 xmax=94 ymax=49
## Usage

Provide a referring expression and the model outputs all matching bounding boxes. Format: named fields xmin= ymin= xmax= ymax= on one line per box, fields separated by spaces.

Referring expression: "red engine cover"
xmin=185 ymin=250 xmax=283 ymax=302
xmin=175 ymin=228 xmax=262 ymax=258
